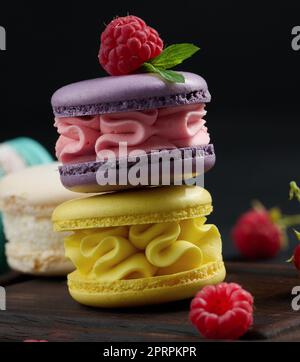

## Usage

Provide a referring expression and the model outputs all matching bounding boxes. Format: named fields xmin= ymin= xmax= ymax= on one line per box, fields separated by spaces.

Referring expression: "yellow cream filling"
xmin=64 ymin=217 xmax=222 ymax=282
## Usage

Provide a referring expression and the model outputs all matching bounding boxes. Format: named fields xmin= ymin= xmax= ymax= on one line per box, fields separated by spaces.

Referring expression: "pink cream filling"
xmin=54 ymin=104 xmax=210 ymax=164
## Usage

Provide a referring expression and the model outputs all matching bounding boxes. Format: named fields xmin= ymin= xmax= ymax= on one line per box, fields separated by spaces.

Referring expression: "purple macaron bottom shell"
xmin=59 ymin=145 xmax=216 ymax=193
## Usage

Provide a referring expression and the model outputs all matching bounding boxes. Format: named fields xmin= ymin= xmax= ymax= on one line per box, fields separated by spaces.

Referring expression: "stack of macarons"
xmin=51 ymin=15 xmax=225 ymax=307
xmin=0 ymin=138 xmax=53 ymax=272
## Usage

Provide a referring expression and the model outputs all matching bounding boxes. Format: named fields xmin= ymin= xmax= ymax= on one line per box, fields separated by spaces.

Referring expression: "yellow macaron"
xmin=52 ymin=186 xmax=225 ymax=308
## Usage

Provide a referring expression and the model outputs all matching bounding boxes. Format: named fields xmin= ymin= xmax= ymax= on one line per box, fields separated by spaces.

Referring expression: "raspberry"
xmin=232 ymin=209 xmax=282 ymax=259
xmin=293 ymin=244 xmax=300 ymax=270
xmin=99 ymin=15 xmax=164 ymax=75
xmin=190 ymin=283 xmax=254 ymax=340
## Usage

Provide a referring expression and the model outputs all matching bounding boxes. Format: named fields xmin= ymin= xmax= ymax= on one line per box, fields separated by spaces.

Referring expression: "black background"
xmin=0 ymin=1 xmax=299 ymax=259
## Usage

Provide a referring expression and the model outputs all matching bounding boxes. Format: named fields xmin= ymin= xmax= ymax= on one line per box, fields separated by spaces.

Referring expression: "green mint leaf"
xmin=141 ymin=43 xmax=200 ymax=83
xmin=143 ymin=63 xmax=185 ymax=83
xmin=157 ymin=69 xmax=185 ymax=83
xmin=149 ymin=43 xmax=200 ymax=70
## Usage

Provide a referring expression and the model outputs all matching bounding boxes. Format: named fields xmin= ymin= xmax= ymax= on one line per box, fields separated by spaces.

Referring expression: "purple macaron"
xmin=51 ymin=71 xmax=215 ymax=192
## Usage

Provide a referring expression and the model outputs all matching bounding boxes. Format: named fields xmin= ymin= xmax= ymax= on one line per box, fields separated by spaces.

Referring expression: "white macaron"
xmin=0 ymin=162 xmax=84 ymax=275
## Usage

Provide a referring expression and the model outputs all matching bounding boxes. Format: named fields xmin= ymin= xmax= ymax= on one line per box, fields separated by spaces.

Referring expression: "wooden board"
xmin=0 ymin=262 xmax=299 ymax=342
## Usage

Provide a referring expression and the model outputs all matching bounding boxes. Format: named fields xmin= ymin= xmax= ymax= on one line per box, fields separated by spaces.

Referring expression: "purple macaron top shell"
xmin=51 ymin=72 xmax=211 ymax=117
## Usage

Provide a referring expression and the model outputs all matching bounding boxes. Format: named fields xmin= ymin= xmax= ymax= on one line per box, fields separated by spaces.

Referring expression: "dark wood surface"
xmin=0 ymin=262 xmax=299 ymax=342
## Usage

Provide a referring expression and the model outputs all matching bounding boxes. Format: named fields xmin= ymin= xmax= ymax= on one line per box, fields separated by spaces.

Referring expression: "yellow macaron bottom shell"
xmin=64 ymin=216 xmax=225 ymax=307
xmin=67 ymin=261 xmax=226 ymax=308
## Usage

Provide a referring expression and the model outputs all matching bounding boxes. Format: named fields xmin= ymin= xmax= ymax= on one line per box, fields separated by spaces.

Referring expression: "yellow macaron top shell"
xmin=52 ymin=186 xmax=212 ymax=231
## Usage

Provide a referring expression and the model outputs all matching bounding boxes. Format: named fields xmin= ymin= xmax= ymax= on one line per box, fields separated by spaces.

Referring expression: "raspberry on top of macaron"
xmin=99 ymin=15 xmax=164 ymax=76
xmin=98 ymin=15 xmax=200 ymax=82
